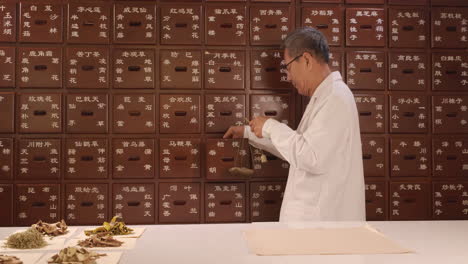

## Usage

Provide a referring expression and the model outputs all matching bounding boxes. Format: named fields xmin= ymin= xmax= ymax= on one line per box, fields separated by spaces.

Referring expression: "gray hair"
xmin=281 ymin=27 xmax=330 ymax=64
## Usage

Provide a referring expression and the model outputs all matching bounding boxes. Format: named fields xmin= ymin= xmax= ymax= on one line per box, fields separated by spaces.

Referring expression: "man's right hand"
xmin=223 ymin=126 xmax=245 ymax=139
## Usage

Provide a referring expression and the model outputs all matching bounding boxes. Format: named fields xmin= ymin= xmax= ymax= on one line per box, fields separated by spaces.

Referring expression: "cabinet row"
xmin=0 ymin=181 xmax=466 ymax=226
xmin=0 ymin=136 xmax=467 ymax=179
xmin=0 ymin=3 xmax=467 ymax=48
xmin=1 ymin=47 xmax=467 ymax=91
xmin=1 ymin=92 xmax=467 ymax=134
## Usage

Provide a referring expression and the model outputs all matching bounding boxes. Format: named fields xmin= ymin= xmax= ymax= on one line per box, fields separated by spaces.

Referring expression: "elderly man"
xmin=224 ymin=27 xmax=366 ymax=221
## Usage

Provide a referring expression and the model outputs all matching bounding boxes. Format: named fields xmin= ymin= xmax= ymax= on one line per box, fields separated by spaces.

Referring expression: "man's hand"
xmin=223 ymin=125 xmax=245 ymax=139
xmin=249 ymin=117 xmax=271 ymax=138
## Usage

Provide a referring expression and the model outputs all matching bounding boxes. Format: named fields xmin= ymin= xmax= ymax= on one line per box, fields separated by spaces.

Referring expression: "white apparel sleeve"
xmin=261 ymin=98 xmax=350 ymax=174
xmin=244 ymin=125 xmax=286 ymax=161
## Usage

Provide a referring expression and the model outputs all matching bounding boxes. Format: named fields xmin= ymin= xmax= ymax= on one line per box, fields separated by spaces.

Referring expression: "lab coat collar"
xmin=311 ymin=71 xmax=342 ymax=100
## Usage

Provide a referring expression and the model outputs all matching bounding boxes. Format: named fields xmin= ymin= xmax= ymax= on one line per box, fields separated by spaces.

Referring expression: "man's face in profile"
xmin=283 ymin=49 xmax=309 ymax=96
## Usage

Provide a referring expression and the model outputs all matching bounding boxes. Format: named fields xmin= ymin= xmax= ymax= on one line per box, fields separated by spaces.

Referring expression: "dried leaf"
xmin=84 ymin=216 xmax=133 ymax=236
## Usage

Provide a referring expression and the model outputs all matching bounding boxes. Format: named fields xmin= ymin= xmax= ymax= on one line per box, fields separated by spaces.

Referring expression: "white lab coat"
xmin=244 ymin=71 xmax=366 ymax=221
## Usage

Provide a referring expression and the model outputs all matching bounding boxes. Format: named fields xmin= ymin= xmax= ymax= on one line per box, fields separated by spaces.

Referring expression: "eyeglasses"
xmin=280 ymin=54 xmax=303 ymax=72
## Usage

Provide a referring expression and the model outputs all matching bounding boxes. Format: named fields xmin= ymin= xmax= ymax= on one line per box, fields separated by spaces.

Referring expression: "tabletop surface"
xmin=0 ymin=221 xmax=467 ymax=264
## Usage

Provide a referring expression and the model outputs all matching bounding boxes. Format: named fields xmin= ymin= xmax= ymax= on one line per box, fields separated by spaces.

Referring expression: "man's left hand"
xmin=249 ymin=116 xmax=271 ymax=138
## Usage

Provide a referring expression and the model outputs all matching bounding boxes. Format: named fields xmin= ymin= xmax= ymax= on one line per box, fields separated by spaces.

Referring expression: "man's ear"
xmin=303 ymin=52 xmax=315 ymax=69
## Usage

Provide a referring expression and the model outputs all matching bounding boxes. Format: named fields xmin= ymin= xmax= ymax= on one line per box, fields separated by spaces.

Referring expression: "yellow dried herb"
xmin=5 ymin=228 xmax=46 ymax=249
xmin=84 ymin=216 xmax=133 ymax=236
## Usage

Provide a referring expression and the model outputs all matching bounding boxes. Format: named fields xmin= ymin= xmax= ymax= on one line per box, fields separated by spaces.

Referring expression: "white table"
xmin=0 ymin=221 xmax=467 ymax=264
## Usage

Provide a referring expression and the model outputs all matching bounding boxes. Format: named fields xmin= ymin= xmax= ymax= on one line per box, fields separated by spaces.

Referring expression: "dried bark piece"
xmin=47 ymin=247 xmax=106 ymax=264
xmin=0 ymin=254 xmax=23 ymax=264
xmin=78 ymin=233 xmax=124 ymax=248
xmin=32 ymin=220 xmax=68 ymax=237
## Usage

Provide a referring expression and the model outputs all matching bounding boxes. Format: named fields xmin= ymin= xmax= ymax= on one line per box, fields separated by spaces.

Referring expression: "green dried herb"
xmin=47 ymin=247 xmax=106 ymax=264
xmin=5 ymin=228 xmax=46 ymax=249
xmin=0 ymin=254 xmax=23 ymax=264
xmin=84 ymin=216 xmax=133 ymax=236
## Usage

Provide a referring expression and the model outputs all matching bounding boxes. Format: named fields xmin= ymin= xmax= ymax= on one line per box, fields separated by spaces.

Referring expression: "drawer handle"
xmin=33 ymin=156 xmax=46 ymax=162
xmin=446 ymin=26 xmax=457 ymax=32
xmin=128 ymin=66 xmax=141 ymax=71
xmin=128 ymin=111 xmax=141 ymax=116
xmin=220 ymin=200 xmax=232 ymax=205
xmin=446 ymin=198 xmax=458 ymax=203
xmin=80 ymin=202 xmax=94 ymax=207
xmin=266 ymin=155 xmax=277 ymax=161
xmin=403 ymin=155 xmax=416 ymax=160
xmin=360 ymin=25 xmax=372 ymax=30
xmin=83 ymin=21 xmax=94 ymax=26
xmin=316 ymin=24 xmax=329 ymax=29
xmin=264 ymin=200 xmax=276 ymax=205
xmin=446 ymin=112 xmax=457 ymax=117
xmin=174 ymin=200 xmax=187 ymax=206
xmin=402 ymin=25 xmax=414 ymax=31
xmin=175 ymin=66 xmax=187 ymax=72
xmin=175 ymin=23 xmax=188 ymax=28
xmin=81 ymin=65 xmax=95 ymax=71
xmin=128 ymin=156 xmax=140 ymax=161
xmin=129 ymin=21 xmax=142 ymax=27
xmin=265 ymin=24 xmax=277 ymax=29
xmin=33 ymin=110 xmax=47 ymax=116
xmin=175 ymin=111 xmax=187 ymax=116
xmin=264 ymin=111 xmax=277 ymax=116
xmin=174 ymin=156 xmax=187 ymax=161
xmin=221 ymin=157 xmax=234 ymax=162
xmin=446 ymin=155 xmax=457 ymax=161
xmin=220 ymin=23 xmax=233 ymax=28
xmin=219 ymin=67 xmax=231 ymax=72
xmin=359 ymin=111 xmax=372 ymax=116
xmin=446 ymin=70 xmax=457 ymax=75
xmin=81 ymin=156 xmax=94 ymax=162
xmin=265 ymin=67 xmax=277 ymax=72
xmin=403 ymin=112 xmax=415 ymax=117
xmin=220 ymin=111 xmax=232 ymax=116
xmin=34 ymin=19 xmax=47 ymax=25
xmin=81 ymin=110 xmax=94 ymax=116
xmin=359 ymin=68 xmax=372 ymax=73
xmin=362 ymin=154 xmax=372 ymax=160
xmin=402 ymin=69 xmax=414 ymax=74
xmin=127 ymin=201 xmax=140 ymax=207
xmin=34 ymin=65 xmax=47 ymax=71
xmin=32 ymin=202 xmax=46 ymax=207
xmin=403 ymin=198 xmax=415 ymax=203
xmin=365 ymin=199 xmax=372 ymax=203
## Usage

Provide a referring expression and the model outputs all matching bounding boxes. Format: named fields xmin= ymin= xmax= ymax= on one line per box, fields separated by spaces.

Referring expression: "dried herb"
xmin=229 ymin=167 xmax=255 ymax=177
xmin=31 ymin=220 xmax=68 ymax=237
xmin=78 ymin=233 xmax=124 ymax=248
xmin=0 ymin=255 xmax=23 ymax=264
xmin=5 ymin=228 xmax=46 ymax=249
xmin=47 ymin=247 xmax=106 ymax=264
xmin=84 ymin=216 xmax=133 ymax=236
